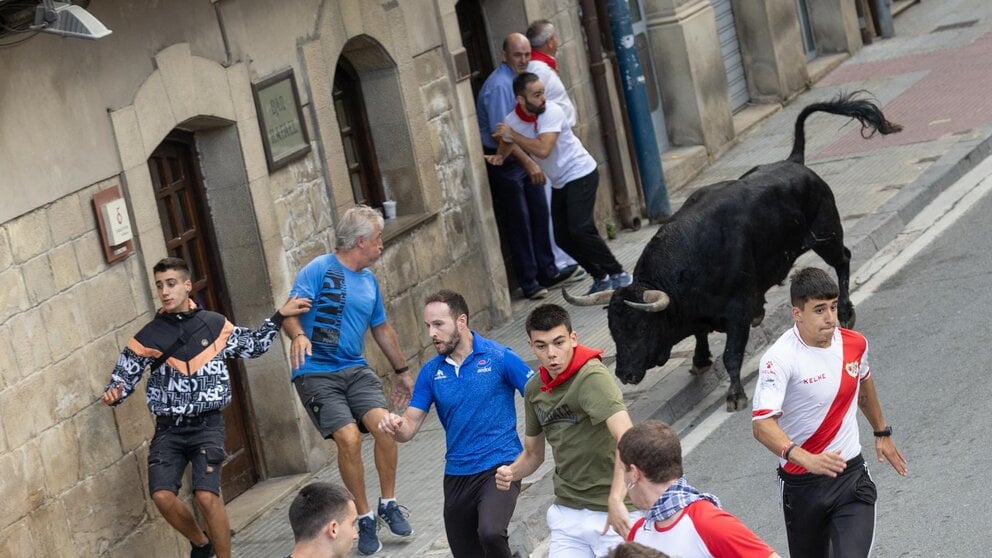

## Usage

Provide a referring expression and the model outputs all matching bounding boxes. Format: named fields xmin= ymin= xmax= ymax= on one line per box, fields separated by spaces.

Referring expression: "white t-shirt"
xmin=503 ymin=101 xmax=597 ymax=188
xmin=752 ymin=326 xmax=871 ymax=473
xmin=528 ymin=59 xmax=576 ymax=127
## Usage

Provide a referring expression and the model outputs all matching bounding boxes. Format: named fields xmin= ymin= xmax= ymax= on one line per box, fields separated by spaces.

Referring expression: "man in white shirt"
xmin=489 ymin=73 xmax=631 ymax=295
xmin=752 ymin=267 xmax=907 ymax=557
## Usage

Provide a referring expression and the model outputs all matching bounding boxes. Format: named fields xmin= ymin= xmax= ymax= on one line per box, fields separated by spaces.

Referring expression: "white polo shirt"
xmin=528 ymin=59 xmax=576 ymax=127
xmin=502 ymin=101 xmax=597 ymax=188
xmin=752 ymin=326 xmax=871 ymax=474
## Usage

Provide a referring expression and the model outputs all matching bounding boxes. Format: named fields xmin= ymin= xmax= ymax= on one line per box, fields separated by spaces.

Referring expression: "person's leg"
xmin=828 ymin=465 xmax=877 ymax=556
xmin=563 ymin=170 xmax=623 ymax=276
xmin=551 ymin=186 xmax=601 ymax=279
xmin=522 ymin=178 xmax=560 ymax=285
xmin=194 ymin=490 xmax=231 ymax=558
xmin=443 ymin=473 xmax=485 ymax=558
xmin=148 ymin=427 xmax=208 ymax=546
xmin=546 ymin=504 xmax=597 ymax=558
xmin=486 ymin=160 xmax=542 ymax=293
xmin=332 ymin=423 xmax=372 ymax=514
xmin=544 ymin=181 xmax=578 ymax=270
xmin=476 ymin=468 xmax=520 ymax=558
xmin=780 ymin=476 xmax=830 ymax=558
xmin=361 ymin=407 xmax=397 ymax=500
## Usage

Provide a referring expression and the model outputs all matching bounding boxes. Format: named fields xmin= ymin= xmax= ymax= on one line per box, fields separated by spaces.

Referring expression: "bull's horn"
xmin=561 ymin=287 xmax=614 ymax=306
xmin=624 ymin=290 xmax=670 ymax=312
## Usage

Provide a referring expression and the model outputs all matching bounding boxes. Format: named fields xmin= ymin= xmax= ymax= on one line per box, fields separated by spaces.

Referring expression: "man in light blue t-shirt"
xmin=379 ymin=290 xmax=534 ymax=558
xmin=283 ymin=205 xmax=414 ymax=555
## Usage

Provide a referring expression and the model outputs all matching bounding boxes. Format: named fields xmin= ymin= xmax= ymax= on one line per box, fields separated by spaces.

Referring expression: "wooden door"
xmin=148 ymin=133 xmax=259 ymax=500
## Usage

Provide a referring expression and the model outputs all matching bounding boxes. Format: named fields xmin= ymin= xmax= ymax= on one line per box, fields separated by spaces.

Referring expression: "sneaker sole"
xmin=378 ymin=518 xmax=413 ymax=537
xmin=358 ymin=541 xmax=383 ymax=555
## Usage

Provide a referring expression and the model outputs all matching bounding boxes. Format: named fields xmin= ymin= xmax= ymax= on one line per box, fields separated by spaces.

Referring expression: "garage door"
xmin=711 ymin=0 xmax=749 ymax=111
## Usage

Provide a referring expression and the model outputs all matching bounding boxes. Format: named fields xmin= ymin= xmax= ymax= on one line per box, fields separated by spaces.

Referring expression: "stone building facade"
xmin=0 ymin=0 xmax=865 ymax=555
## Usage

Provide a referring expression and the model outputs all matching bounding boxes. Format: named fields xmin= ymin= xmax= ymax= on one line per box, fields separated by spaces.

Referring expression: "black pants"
xmin=551 ymin=168 xmax=622 ymax=279
xmin=443 ymin=466 xmax=521 ymax=558
xmin=485 ymin=153 xmax=558 ymax=292
xmin=779 ymin=454 xmax=877 ymax=558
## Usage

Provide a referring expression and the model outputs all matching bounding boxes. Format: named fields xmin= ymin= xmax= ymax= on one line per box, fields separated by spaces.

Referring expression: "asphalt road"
xmin=673 ymin=159 xmax=992 ymax=557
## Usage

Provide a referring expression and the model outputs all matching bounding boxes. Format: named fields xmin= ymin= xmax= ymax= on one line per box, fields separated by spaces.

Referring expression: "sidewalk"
xmin=232 ymin=2 xmax=992 ymax=555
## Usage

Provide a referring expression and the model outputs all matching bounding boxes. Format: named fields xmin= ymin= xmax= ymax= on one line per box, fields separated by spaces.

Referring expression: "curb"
xmin=504 ymin=126 xmax=992 ymax=558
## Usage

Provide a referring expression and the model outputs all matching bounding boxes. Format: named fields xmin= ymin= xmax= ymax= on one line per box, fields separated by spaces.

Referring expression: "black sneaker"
xmin=190 ymin=539 xmax=214 ymax=558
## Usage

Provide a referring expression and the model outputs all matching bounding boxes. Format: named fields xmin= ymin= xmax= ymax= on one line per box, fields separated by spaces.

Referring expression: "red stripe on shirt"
xmin=628 ymin=516 xmax=646 ymax=542
xmin=784 ymin=328 xmax=865 ymax=473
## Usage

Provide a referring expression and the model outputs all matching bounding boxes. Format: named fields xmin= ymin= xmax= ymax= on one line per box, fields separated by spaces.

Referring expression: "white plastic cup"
xmin=382 ymin=200 xmax=397 ymax=219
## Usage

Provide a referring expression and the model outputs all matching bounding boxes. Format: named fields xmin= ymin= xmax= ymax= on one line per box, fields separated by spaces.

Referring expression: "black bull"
xmin=564 ymin=92 xmax=901 ymax=411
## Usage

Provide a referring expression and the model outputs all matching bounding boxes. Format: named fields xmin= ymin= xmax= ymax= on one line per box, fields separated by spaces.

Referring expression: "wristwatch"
xmin=873 ymin=426 xmax=893 ymax=437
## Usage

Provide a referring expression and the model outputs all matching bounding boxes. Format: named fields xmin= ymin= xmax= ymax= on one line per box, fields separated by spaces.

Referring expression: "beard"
xmin=525 ymin=100 xmax=546 ymax=115
xmin=434 ymin=329 xmax=461 ymax=356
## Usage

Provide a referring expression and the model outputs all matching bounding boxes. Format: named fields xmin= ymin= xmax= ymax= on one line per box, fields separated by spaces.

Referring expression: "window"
xmin=333 ymin=58 xmax=384 ymax=208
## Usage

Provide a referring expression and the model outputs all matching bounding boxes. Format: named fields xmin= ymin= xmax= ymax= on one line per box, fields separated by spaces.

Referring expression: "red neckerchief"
xmin=539 ymin=344 xmax=603 ymax=393
xmin=514 ymin=103 xmax=539 ymax=133
xmin=532 ymin=50 xmax=559 ymax=73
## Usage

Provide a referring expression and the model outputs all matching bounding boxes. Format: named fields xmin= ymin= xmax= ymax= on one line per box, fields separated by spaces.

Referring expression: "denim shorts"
xmin=293 ymin=366 xmax=387 ymax=439
xmin=147 ymin=411 xmax=226 ymax=496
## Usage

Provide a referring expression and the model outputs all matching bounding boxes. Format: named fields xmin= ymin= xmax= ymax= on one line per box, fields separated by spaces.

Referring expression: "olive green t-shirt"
xmin=524 ymin=358 xmax=628 ymax=511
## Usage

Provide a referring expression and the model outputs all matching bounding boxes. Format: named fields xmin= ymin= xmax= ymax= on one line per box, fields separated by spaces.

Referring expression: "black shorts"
xmin=294 ymin=366 xmax=387 ymax=439
xmin=147 ymin=411 xmax=226 ymax=496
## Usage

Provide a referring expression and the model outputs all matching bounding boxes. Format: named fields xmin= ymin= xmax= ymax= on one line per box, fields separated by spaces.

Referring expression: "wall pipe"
xmin=577 ymin=0 xmax=639 ymax=231
xmin=604 ymin=0 xmax=670 ymax=220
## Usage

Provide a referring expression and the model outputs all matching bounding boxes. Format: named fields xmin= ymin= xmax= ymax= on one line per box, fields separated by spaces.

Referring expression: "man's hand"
xmin=875 ymin=437 xmax=908 ymax=476
xmin=378 ymin=412 xmax=404 ymax=437
xmin=290 ymin=335 xmax=311 ymax=370
xmin=523 ymin=162 xmax=546 ymax=185
xmin=495 ymin=465 xmax=514 ymax=491
xmin=101 ymin=383 xmax=124 ymax=406
xmin=279 ymin=295 xmax=312 ymax=317
xmin=604 ymin=497 xmax=630 ymax=539
xmin=484 ymin=153 xmax=506 ymax=166
xmin=493 ymin=123 xmax=515 ymax=144
xmin=798 ymin=449 xmax=848 ymax=477
xmin=392 ymin=371 xmax=413 ymax=409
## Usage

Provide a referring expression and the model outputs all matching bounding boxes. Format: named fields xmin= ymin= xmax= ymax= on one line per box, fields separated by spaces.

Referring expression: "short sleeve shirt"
xmin=289 ymin=254 xmax=385 ymax=377
xmin=524 ymin=359 xmax=627 ymax=511
xmin=476 ymin=63 xmax=517 ymax=150
xmin=752 ymin=326 xmax=870 ymax=472
xmin=503 ymin=101 xmax=597 ymax=188
xmin=410 ymin=333 xmax=534 ymax=475
xmin=528 ymin=59 xmax=576 ymax=127
xmin=628 ymin=500 xmax=775 ymax=558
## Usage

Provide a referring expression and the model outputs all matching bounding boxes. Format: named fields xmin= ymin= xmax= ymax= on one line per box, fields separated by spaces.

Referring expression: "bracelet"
xmin=293 ymin=332 xmax=306 ymax=339
xmin=780 ymin=441 xmax=793 ymax=460
xmin=394 ymin=366 xmax=409 ymax=374
xmin=783 ymin=442 xmax=799 ymax=462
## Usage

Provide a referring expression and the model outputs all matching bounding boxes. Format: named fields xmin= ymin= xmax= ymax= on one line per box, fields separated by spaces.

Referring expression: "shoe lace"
xmin=380 ymin=502 xmax=411 ymax=525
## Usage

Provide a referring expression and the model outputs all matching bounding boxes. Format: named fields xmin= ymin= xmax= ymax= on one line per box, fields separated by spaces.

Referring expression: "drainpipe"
xmin=578 ymin=0 xmax=639 ymax=231
xmin=872 ymin=0 xmax=895 ymax=38
xmin=604 ymin=0 xmax=670 ymax=220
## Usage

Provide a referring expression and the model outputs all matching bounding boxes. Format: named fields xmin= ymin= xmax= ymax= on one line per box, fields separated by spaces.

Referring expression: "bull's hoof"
xmin=725 ymin=393 xmax=749 ymax=412
xmin=751 ymin=311 xmax=765 ymax=327
xmin=689 ymin=363 xmax=712 ymax=376
xmin=841 ymin=307 xmax=857 ymax=329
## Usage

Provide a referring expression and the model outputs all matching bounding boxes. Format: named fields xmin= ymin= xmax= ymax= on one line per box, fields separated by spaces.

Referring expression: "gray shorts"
xmin=294 ymin=366 xmax=387 ymax=439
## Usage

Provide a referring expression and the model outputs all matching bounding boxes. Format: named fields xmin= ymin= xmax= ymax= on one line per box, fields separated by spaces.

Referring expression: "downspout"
xmin=578 ymin=0 xmax=639 ymax=231
xmin=604 ymin=0 xmax=671 ymax=220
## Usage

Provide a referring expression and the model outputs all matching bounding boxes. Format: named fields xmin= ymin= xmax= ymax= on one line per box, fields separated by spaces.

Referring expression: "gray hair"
xmin=335 ymin=205 xmax=384 ymax=250
xmin=526 ymin=19 xmax=555 ymax=48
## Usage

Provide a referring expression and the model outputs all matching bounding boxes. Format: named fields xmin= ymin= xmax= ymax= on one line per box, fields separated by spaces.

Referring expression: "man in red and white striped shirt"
xmin=752 ymin=267 xmax=907 ymax=557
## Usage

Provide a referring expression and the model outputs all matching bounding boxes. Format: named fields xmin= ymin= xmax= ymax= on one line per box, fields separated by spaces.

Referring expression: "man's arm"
xmin=857 ymin=376 xmax=908 ymax=475
xmin=101 ymin=349 xmax=146 ymax=407
xmin=495 ymin=123 xmax=559 ymax=159
xmin=752 ymin=417 xmax=847 ymax=477
xmin=371 ymin=321 xmax=413 ymax=408
xmin=605 ymin=410 xmax=634 ymax=538
xmin=495 ymin=433 xmax=546 ymax=490
xmin=282 ymin=315 xmax=311 ymax=371
xmin=378 ymin=407 xmax=428 ymax=442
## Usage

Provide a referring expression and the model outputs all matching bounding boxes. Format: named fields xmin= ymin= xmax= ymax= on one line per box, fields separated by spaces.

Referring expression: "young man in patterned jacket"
xmin=102 ymin=257 xmax=311 ymax=558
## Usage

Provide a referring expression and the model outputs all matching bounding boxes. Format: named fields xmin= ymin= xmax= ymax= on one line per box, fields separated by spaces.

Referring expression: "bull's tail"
xmin=787 ymin=91 xmax=902 ymax=165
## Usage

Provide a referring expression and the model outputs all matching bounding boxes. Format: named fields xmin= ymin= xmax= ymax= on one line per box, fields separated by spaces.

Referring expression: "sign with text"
xmin=252 ymin=68 xmax=311 ymax=171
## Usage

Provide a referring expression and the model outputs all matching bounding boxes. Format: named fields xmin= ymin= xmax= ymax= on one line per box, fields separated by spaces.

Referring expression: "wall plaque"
xmin=252 ymin=68 xmax=312 ymax=171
